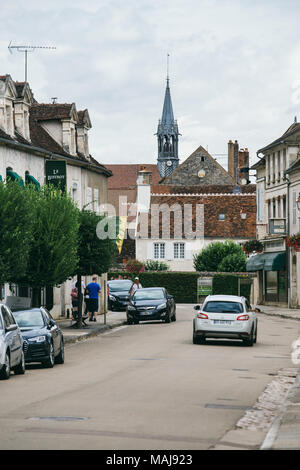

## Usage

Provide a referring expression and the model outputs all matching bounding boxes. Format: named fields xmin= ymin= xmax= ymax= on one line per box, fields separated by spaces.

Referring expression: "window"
xmin=174 ymin=242 xmax=185 ymax=259
xmin=154 ymin=243 xmax=165 ymax=259
xmin=94 ymin=188 xmax=99 ymax=213
xmin=218 ymin=214 xmax=226 ymax=221
xmin=257 ymin=188 xmax=264 ymax=222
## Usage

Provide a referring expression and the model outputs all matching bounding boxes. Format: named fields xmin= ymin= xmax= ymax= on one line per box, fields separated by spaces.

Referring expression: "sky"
xmin=1 ymin=0 xmax=300 ymax=171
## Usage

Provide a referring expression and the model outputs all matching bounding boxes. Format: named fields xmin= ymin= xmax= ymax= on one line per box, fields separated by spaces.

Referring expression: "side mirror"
xmin=5 ymin=324 xmax=18 ymax=332
xmin=194 ymin=305 xmax=201 ymax=310
xmin=167 ymin=295 xmax=174 ymax=300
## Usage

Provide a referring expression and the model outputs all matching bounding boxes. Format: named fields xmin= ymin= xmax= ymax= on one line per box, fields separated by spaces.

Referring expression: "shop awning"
xmin=6 ymin=170 xmax=24 ymax=187
xmin=246 ymin=251 xmax=286 ymax=272
xmin=25 ymin=173 xmax=40 ymax=190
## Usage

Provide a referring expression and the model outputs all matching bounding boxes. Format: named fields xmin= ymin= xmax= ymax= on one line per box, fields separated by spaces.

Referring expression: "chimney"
xmin=228 ymin=139 xmax=239 ymax=182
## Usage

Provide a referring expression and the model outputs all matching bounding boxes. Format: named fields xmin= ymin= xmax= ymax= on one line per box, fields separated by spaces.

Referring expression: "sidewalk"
xmin=257 ymin=304 xmax=300 ymax=450
xmin=56 ymin=310 xmax=127 ymax=344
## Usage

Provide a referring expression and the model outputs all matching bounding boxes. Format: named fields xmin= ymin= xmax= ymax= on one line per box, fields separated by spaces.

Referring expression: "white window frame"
xmin=174 ymin=242 xmax=185 ymax=259
xmin=154 ymin=242 xmax=165 ymax=259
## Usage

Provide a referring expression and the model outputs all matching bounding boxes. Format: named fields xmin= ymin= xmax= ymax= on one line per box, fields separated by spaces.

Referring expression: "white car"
xmin=193 ymin=295 xmax=258 ymax=346
xmin=0 ymin=303 xmax=25 ymax=379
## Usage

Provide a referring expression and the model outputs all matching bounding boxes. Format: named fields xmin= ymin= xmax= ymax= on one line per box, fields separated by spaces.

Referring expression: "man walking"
xmin=86 ymin=276 xmax=101 ymax=322
xmin=129 ymin=277 xmax=142 ymax=299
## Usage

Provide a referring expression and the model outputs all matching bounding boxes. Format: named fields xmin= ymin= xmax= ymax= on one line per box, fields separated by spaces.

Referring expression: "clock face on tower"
xmin=166 ymin=160 xmax=172 ymax=167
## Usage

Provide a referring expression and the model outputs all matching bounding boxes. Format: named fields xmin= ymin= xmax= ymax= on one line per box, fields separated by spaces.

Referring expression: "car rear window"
xmin=203 ymin=301 xmax=244 ymax=314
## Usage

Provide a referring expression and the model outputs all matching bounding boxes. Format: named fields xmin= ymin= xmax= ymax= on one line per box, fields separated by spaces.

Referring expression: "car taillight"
xmin=237 ymin=314 xmax=249 ymax=321
xmin=197 ymin=312 xmax=209 ymax=319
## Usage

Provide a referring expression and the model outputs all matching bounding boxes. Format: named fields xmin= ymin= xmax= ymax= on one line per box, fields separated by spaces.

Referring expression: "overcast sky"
xmin=1 ymin=0 xmax=300 ymax=171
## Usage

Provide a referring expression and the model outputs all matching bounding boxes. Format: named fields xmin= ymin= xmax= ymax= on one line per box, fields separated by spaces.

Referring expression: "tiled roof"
xmin=106 ymin=164 xmax=161 ymax=189
xmin=150 ymin=184 xmax=256 ymax=195
xmin=140 ymin=192 xmax=256 ymax=239
xmin=30 ymin=103 xmax=74 ymax=121
xmin=257 ymin=122 xmax=300 ymax=154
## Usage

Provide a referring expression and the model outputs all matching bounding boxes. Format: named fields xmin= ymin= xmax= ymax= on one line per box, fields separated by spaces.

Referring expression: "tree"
xmin=74 ymin=209 xmax=116 ymax=327
xmin=15 ymin=185 xmax=79 ymax=306
xmin=0 ymin=181 xmax=34 ymax=286
xmin=193 ymin=240 xmax=246 ymax=273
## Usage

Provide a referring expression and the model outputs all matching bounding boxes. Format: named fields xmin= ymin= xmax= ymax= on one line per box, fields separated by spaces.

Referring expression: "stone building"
xmin=0 ymin=74 xmax=112 ymax=317
xmin=247 ymin=120 xmax=300 ymax=307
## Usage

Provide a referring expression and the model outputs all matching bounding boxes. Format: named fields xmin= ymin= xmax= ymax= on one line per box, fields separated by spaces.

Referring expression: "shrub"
xmin=217 ymin=252 xmax=247 ymax=273
xmin=193 ymin=240 xmax=245 ymax=272
xmin=145 ymin=260 xmax=169 ymax=271
xmin=125 ymin=259 xmax=145 ymax=274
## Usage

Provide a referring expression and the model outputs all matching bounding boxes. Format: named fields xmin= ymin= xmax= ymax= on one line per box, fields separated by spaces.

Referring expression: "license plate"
xmin=213 ymin=320 xmax=232 ymax=325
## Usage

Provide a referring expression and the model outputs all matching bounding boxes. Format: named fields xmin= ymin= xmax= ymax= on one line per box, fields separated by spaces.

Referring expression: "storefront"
xmin=246 ymin=251 xmax=287 ymax=304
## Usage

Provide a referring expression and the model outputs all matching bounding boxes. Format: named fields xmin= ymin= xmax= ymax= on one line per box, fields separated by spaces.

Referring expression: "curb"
xmin=260 ymin=367 xmax=300 ymax=450
xmin=259 ymin=311 xmax=300 ymax=322
xmin=63 ymin=320 xmax=127 ymax=345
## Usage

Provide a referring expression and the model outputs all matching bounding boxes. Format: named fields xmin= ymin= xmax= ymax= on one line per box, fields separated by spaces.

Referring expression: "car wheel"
xmin=13 ymin=349 xmax=26 ymax=375
xmin=254 ymin=322 xmax=258 ymax=344
xmin=55 ymin=339 xmax=65 ymax=364
xmin=43 ymin=342 xmax=55 ymax=368
xmin=134 ymin=320 xmax=139 ymax=325
xmin=0 ymin=352 xmax=10 ymax=380
xmin=165 ymin=314 xmax=171 ymax=323
xmin=243 ymin=328 xmax=254 ymax=347
xmin=171 ymin=312 xmax=176 ymax=322
xmin=127 ymin=318 xmax=133 ymax=325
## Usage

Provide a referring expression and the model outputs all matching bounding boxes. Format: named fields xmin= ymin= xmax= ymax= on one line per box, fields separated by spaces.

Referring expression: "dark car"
xmin=12 ymin=307 xmax=64 ymax=368
xmin=108 ymin=280 xmax=133 ymax=311
xmin=126 ymin=287 xmax=176 ymax=324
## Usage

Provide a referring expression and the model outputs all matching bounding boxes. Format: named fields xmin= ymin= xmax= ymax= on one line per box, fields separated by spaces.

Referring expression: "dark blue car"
xmin=12 ymin=307 xmax=64 ymax=368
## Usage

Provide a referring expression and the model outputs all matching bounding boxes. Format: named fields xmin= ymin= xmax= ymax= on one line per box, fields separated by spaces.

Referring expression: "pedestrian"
xmin=86 ymin=276 xmax=101 ymax=322
xmin=129 ymin=277 xmax=142 ymax=299
xmin=71 ymin=285 xmax=78 ymax=321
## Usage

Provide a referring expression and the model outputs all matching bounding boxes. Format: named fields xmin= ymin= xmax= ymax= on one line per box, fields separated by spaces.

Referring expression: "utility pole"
xmin=8 ymin=41 xmax=56 ymax=82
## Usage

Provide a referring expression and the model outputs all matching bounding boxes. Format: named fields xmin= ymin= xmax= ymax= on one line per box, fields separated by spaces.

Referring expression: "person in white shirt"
xmin=129 ymin=277 xmax=142 ymax=299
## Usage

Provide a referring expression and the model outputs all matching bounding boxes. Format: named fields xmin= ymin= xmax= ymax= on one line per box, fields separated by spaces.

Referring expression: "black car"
xmin=108 ymin=280 xmax=133 ymax=311
xmin=12 ymin=307 xmax=64 ymax=368
xmin=126 ymin=287 xmax=176 ymax=324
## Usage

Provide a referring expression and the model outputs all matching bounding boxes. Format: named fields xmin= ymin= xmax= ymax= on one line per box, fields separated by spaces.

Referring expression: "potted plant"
xmin=242 ymin=240 xmax=264 ymax=255
xmin=286 ymin=233 xmax=300 ymax=252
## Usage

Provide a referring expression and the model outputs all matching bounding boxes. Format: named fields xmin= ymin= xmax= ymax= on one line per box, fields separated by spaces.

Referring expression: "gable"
xmin=162 ymin=145 xmax=234 ymax=186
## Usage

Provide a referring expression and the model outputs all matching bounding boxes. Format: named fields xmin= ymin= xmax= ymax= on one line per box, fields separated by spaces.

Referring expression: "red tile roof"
xmin=106 ymin=164 xmax=161 ymax=189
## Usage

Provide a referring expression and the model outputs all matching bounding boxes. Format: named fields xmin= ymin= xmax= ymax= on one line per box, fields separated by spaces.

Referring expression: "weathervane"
xmin=8 ymin=41 xmax=56 ymax=82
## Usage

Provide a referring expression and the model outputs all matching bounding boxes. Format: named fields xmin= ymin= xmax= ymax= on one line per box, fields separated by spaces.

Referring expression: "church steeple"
xmin=156 ymin=73 xmax=180 ymax=178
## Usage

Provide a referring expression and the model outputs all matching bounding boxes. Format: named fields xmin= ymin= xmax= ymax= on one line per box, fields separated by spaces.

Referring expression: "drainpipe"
xmin=285 ymin=173 xmax=291 ymax=307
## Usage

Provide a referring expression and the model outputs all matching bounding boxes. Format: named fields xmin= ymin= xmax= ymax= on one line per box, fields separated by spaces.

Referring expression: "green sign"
xmin=45 ymin=160 xmax=66 ymax=191
xmin=198 ymin=277 xmax=213 ymax=296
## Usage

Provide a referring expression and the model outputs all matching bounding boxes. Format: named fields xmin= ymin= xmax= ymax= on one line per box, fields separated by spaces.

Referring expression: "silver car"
xmin=0 ymin=303 xmax=25 ymax=379
xmin=193 ymin=295 xmax=258 ymax=346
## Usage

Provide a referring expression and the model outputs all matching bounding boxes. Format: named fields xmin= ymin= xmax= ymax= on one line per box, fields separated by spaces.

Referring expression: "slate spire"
xmin=156 ymin=74 xmax=180 ymax=178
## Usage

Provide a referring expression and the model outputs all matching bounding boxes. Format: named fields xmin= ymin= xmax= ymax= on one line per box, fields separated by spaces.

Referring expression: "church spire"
xmin=156 ymin=61 xmax=180 ymax=178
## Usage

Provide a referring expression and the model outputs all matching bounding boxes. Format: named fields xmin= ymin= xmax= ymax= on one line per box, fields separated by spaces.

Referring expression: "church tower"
xmin=156 ymin=76 xmax=180 ymax=178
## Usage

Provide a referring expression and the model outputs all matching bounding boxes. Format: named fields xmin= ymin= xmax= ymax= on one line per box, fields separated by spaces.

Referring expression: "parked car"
xmin=12 ymin=307 xmax=64 ymax=368
xmin=193 ymin=295 xmax=258 ymax=346
xmin=0 ymin=303 xmax=25 ymax=380
xmin=127 ymin=287 xmax=176 ymax=324
xmin=108 ymin=279 xmax=133 ymax=311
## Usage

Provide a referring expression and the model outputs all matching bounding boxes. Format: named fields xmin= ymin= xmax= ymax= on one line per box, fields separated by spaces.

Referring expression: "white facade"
xmin=0 ymin=75 xmax=110 ymax=318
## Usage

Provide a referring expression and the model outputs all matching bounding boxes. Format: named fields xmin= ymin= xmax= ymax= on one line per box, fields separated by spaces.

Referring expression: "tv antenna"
xmin=8 ymin=41 xmax=56 ymax=82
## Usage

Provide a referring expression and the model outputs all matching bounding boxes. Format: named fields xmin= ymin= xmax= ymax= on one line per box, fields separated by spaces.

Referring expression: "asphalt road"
xmin=1 ymin=305 xmax=300 ymax=450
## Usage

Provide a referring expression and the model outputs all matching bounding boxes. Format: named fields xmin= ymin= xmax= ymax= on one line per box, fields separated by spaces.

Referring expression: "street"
xmin=0 ymin=305 xmax=299 ymax=450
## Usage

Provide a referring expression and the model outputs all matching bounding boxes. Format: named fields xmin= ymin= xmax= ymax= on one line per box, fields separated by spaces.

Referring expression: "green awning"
xmin=25 ymin=173 xmax=40 ymax=190
xmin=246 ymin=251 xmax=286 ymax=272
xmin=6 ymin=170 xmax=24 ymax=187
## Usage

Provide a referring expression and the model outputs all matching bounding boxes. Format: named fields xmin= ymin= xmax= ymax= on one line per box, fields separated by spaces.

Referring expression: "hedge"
xmin=108 ymin=271 xmax=199 ymax=303
xmin=108 ymin=271 xmax=252 ymax=304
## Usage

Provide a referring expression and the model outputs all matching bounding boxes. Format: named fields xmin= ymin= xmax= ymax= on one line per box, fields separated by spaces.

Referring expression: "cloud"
xmin=0 ymin=0 xmax=300 ymax=169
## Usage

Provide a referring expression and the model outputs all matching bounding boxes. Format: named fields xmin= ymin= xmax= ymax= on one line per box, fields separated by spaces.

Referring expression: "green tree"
xmin=74 ymin=209 xmax=116 ymax=327
xmin=218 ymin=252 xmax=247 ymax=272
xmin=0 ymin=181 xmax=34 ymax=286
xmin=15 ymin=185 xmax=79 ymax=306
xmin=193 ymin=240 xmax=246 ymax=272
